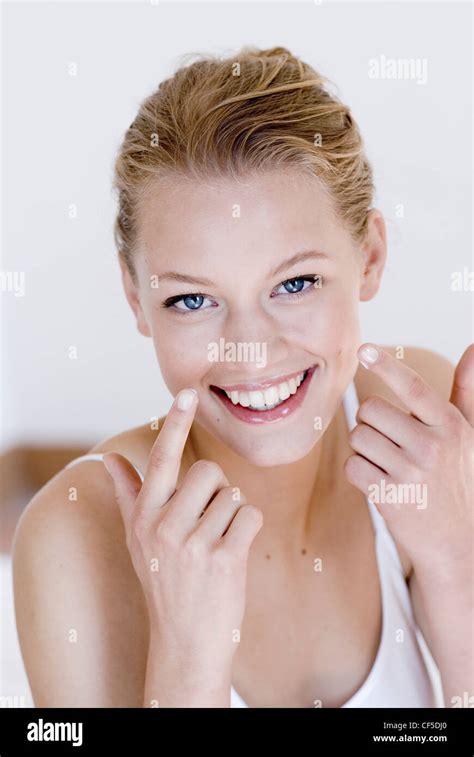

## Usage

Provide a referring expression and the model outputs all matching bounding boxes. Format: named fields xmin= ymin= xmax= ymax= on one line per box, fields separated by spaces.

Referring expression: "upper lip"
xmin=212 ymin=365 xmax=316 ymax=393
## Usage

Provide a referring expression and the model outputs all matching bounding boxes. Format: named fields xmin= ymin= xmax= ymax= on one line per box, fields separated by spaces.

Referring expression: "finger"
xmin=344 ymin=453 xmax=389 ymax=498
xmin=358 ymin=344 xmax=447 ymax=425
xmin=140 ymin=388 xmax=198 ymax=507
xmin=194 ymin=487 xmax=247 ymax=545
xmin=102 ymin=452 xmax=143 ymax=536
xmin=349 ymin=422 xmax=402 ymax=476
xmin=450 ymin=343 xmax=474 ymax=426
xmin=356 ymin=395 xmax=423 ymax=451
xmin=164 ymin=460 xmax=229 ymax=534
xmin=221 ymin=505 xmax=263 ymax=557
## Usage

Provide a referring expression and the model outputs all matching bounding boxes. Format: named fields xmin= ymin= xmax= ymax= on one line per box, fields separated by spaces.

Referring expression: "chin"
xmin=242 ymin=448 xmax=315 ymax=468
xmin=216 ymin=429 xmax=324 ymax=468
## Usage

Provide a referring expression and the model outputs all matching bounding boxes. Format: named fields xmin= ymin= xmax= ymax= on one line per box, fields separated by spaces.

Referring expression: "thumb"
xmin=449 ymin=344 xmax=474 ymax=426
xmin=102 ymin=452 xmax=143 ymax=526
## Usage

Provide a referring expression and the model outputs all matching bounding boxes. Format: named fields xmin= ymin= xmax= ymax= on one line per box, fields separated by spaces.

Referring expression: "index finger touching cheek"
xmin=357 ymin=344 xmax=447 ymax=426
xmin=141 ymin=388 xmax=198 ymax=506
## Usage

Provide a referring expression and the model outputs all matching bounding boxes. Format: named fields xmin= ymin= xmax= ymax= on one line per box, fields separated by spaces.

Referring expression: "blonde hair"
xmin=113 ymin=46 xmax=374 ymax=281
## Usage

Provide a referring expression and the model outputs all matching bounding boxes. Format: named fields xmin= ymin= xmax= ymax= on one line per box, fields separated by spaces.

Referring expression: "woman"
xmin=12 ymin=46 xmax=473 ymax=708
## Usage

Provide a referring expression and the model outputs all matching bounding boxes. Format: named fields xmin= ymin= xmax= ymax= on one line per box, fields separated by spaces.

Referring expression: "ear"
xmin=358 ymin=209 xmax=387 ymax=302
xmin=120 ymin=262 xmax=151 ymax=337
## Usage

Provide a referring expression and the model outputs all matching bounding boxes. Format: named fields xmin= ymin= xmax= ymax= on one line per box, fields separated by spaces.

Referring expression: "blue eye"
xmin=162 ymin=274 xmax=323 ymax=314
xmin=282 ymin=278 xmax=307 ymax=293
xmin=163 ymin=293 xmax=214 ymax=311
xmin=179 ymin=294 xmax=204 ymax=310
xmin=273 ymin=275 xmax=322 ymax=297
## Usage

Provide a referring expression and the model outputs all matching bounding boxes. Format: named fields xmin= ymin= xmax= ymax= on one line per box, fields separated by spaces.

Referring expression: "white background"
xmin=1 ymin=0 xmax=473 ymax=450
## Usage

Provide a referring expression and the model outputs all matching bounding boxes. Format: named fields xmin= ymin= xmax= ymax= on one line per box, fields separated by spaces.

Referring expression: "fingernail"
xmin=358 ymin=345 xmax=379 ymax=369
xmin=176 ymin=388 xmax=197 ymax=411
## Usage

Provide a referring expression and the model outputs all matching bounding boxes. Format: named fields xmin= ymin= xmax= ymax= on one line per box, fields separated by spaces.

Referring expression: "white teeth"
xmin=248 ymin=390 xmax=265 ymax=409
xmin=239 ymin=391 xmax=250 ymax=407
xmin=222 ymin=370 xmax=308 ymax=410
xmin=278 ymin=381 xmax=290 ymax=400
xmin=263 ymin=385 xmax=279 ymax=407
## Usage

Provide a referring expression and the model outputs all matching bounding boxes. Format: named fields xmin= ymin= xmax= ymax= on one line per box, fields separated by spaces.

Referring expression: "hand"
xmin=344 ymin=344 xmax=474 ymax=571
xmin=102 ymin=388 xmax=263 ymax=673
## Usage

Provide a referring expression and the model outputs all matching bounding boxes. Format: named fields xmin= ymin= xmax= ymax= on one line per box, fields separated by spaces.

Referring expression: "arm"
xmin=102 ymin=389 xmax=262 ymax=709
xmin=143 ymin=627 xmax=232 ymax=708
xmin=406 ymin=349 xmax=474 ymax=706
xmin=347 ymin=344 xmax=474 ymax=708
xmin=409 ymin=559 xmax=473 ymax=707
xmin=12 ymin=465 xmax=150 ymax=707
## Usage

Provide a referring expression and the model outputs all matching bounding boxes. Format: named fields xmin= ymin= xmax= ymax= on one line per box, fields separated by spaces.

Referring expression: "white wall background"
xmin=2 ymin=0 xmax=472 ymax=451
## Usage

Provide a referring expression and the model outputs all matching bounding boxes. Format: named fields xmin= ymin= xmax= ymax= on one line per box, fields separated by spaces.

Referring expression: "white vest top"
xmin=65 ymin=381 xmax=445 ymax=708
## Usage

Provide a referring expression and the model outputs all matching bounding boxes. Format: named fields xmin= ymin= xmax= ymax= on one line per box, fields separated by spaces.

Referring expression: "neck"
xmin=188 ymin=399 xmax=350 ymax=557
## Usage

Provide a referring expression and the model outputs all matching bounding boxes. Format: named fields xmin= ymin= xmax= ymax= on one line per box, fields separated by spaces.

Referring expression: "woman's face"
xmin=125 ymin=168 xmax=386 ymax=466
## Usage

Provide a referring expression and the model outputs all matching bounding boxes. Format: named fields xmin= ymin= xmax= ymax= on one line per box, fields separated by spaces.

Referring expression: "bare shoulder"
xmin=11 ymin=420 xmax=161 ymax=707
xmin=14 ymin=419 xmax=159 ymax=547
xmin=354 ymin=345 xmax=455 ymax=407
xmin=90 ymin=419 xmax=160 ymax=461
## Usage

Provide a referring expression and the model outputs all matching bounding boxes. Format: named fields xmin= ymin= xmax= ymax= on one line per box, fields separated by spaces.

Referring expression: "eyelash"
xmin=161 ymin=274 xmax=324 ymax=313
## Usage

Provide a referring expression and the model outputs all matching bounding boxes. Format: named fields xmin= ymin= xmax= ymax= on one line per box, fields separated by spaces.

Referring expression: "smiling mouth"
xmin=210 ymin=366 xmax=315 ymax=412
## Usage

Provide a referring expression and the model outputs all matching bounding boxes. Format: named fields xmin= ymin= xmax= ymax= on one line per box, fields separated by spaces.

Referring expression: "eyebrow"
xmin=269 ymin=250 xmax=330 ymax=278
xmin=157 ymin=250 xmax=330 ymax=287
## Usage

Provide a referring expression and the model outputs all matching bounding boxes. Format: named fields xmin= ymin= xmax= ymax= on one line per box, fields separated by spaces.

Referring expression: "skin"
xmin=349 ymin=344 xmax=474 ymax=709
xmin=12 ymin=168 xmax=473 ymax=708
xmin=121 ymin=169 xmax=385 ymax=557
xmin=128 ymin=169 xmax=372 ymax=470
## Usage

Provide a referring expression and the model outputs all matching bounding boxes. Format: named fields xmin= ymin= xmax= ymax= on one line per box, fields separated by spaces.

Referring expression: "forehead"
xmin=137 ymin=168 xmax=349 ymax=271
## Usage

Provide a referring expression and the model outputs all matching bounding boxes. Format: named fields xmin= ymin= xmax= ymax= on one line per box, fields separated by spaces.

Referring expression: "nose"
xmin=219 ymin=307 xmax=289 ymax=372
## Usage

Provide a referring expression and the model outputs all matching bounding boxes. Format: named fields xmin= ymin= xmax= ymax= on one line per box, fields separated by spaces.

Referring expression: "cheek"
xmin=151 ymin=325 xmax=212 ymax=391
xmin=282 ymin=285 xmax=360 ymax=351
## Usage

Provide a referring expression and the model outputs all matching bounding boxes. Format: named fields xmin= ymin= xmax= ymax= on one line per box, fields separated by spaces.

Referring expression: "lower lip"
xmin=210 ymin=365 xmax=318 ymax=425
